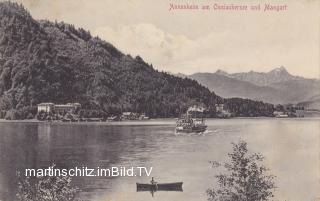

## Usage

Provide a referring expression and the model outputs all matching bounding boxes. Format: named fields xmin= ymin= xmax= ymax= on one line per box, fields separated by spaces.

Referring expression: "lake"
xmin=0 ymin=118 xmax=319 ymax=201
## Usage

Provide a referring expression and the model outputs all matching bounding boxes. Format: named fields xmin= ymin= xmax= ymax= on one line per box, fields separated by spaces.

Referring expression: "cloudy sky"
xmin=13 ymin=0 xmax=320 ymax=78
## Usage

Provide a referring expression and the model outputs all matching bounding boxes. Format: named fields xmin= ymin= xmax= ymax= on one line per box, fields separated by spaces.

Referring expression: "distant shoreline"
xmin=0 ymin=118 xmax=176 ymax=125
xmin=0 ymin=117 xmax=318 ymax=125
xmin=0 ymin=119 xmax=42 ymax=123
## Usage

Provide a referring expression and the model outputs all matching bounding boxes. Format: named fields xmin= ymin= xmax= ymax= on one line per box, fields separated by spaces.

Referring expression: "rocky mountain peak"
xmin=268 ymin=66 xmax=290 ymax=75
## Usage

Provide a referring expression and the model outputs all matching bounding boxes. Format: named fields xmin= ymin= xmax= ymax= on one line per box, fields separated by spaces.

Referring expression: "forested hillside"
xmin=0 ymin=2 xmax=275 ymax=119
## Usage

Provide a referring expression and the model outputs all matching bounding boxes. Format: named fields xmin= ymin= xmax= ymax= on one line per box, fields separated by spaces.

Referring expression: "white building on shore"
xmin=37 ymin=103 xmax=54 ymax=113
xmin=37 ymin=103 xmax=81 ymax=114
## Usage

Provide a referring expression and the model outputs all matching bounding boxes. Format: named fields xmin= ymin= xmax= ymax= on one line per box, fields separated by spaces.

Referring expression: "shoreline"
xmin=0 ymin=118 xmax=176 ymax=126
xmin=0 ymin=116 xmax=318 ymax=125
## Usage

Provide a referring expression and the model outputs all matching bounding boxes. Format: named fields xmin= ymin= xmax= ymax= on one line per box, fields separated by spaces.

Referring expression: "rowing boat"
xmin=136 ymin=182 xmax=183 ymax=191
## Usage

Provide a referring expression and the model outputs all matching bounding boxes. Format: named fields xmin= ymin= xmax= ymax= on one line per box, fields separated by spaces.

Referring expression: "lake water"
xmin=0 ymin=118 xmax=319 ymax=201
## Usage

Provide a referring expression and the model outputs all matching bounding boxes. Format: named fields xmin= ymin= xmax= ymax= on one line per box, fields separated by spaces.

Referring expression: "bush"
xmin=17 ymin=166 xmax=82 ymax=201
xmin=207 ymin=140 xmax=276 ymax=201
xmin=4 ymin=111 xmax=11 ymax=120
xmin=2 ymin=107 xmax=37 ymax=120
xmin=26 ymin=113 xmax=34 ymax=119
xmin=0 ymin=110 xmax=6 ymax=119
xmin=4 ymin=110 xmax=20 ymax=120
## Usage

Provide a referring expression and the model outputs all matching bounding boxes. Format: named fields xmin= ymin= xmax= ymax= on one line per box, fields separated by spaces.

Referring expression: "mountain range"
xmin=188 ymin=67 xmax=320 ymax=109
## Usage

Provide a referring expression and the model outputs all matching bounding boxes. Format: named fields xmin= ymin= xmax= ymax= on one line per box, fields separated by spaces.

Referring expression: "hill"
xmin=0 ymin=2 xmax=277 ymax=119
xmin=0 ymin=2 xmax=222 ymax=118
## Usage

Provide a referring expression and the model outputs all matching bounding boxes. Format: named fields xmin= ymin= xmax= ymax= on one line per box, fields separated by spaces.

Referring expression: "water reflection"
xmin=0 ymin=124 xmax=38 ymax=201
xmin=0 ymin=119 xmax=319 ymax=201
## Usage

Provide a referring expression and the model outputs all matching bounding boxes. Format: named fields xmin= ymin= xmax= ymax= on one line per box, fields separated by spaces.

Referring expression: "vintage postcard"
xmin=0 ymin=0 xmax=319 ymax=201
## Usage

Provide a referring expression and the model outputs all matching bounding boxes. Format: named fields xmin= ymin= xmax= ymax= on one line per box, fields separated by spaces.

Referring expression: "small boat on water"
xmin=136 ymin=182 xmax=183 ymax=192
xmin=176 ymin=118 xmax=207 ymax=133
xmin=176 ymin=105 xmax=207 ymax=133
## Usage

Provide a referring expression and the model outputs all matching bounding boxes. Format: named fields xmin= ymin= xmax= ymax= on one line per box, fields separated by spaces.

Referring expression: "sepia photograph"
xmin=0 ymin=0 xmax=319 ymax=201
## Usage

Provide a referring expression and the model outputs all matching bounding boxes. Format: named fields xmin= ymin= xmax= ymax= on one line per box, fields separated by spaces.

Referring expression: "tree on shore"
xmin=207 ymin=140 xmax=276 ymax=201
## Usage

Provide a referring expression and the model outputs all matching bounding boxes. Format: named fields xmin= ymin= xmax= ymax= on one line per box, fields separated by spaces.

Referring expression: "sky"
xmin=10 ymin=0 xmax=320 ymax=78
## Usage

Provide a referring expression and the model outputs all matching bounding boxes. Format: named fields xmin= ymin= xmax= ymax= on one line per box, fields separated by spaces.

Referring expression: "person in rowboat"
xmin=150 ymin=177 xmax=158 ymax=195
xmin=150 ymin=177 xmax=157 ymax=185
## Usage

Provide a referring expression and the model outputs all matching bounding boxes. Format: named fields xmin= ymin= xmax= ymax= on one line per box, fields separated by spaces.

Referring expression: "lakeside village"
xmin=0 ymin=101 xmax=304 ymax=122
xmin=36 ymin=103 xmax=149 ymax=122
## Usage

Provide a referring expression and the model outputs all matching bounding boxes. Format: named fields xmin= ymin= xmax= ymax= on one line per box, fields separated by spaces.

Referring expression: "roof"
xmin=66 ymin=103 xmax=81 ymax=106
xmin=54 ymin=104 xmax=76 ymax=107
xmin=37 ymin=103 xmax=54 ymax=106
xmin=37 ymin=103 xmax=81 ymax=107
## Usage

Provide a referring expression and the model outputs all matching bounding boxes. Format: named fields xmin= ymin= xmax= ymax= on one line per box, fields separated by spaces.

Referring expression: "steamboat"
xmin=176 ymin=106 xmax=207 ymax=133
